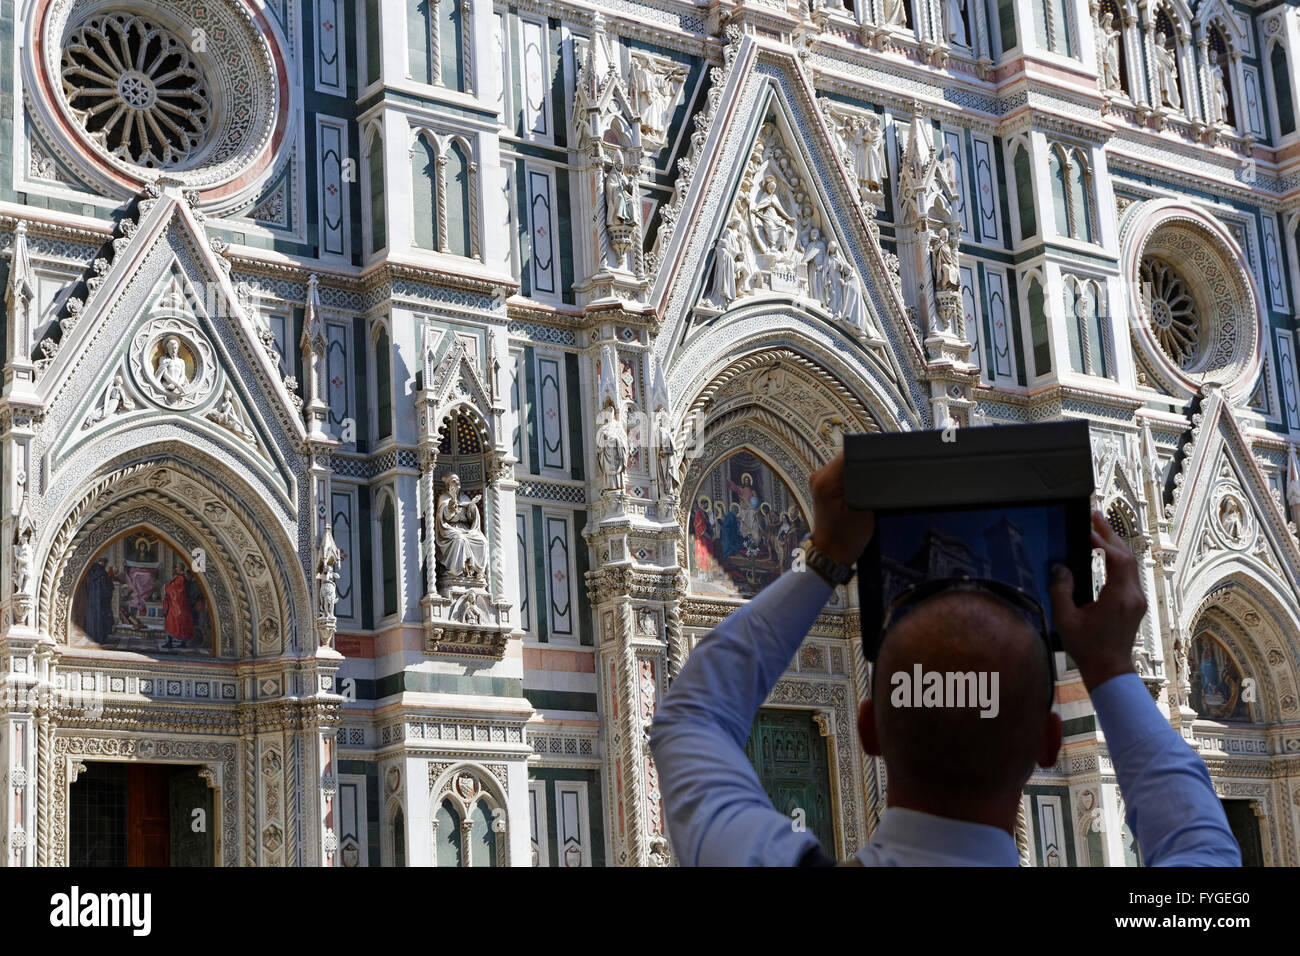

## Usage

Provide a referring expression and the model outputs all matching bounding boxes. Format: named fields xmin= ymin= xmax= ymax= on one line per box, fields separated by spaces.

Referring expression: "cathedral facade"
xmin=1 ymin=0 xmax=1299 ymax=867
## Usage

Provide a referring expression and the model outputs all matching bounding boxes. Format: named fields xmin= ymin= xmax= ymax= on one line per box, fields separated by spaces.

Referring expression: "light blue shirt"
xmin=649 ymin=569 xmax=1241 ymax=866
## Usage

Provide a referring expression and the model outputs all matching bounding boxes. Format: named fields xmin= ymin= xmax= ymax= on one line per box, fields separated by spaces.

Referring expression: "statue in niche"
xmin=1098 ymin=12 xmax=1123 ymax=91
xmin=751 ymin=177 xmax=798 ymax=260
xmin=1218 ymin=495 xmax=1246 ymax=544
xmin=930 ymin=227 xmax=962 ymax=291
xmin=155 ymin=336 xmax=190 ymax=398
xmin=1152 ymin=32 xmax=1181 ymax=109
xmin=942 ymin=0 xmax=968 ymax=44
xmin=881 ymin=0 xmax=908 ymax=26
xmin=1206 ymin=52 xmax=1229 ymax=126
xmin=12 ymin=517 xmax=34 ymax=602
xmin=655 ymin=410 xmax=679 ymax=498
xmin=605 ymin=163 xmax=637 ymax=228
xmin=802 ymin=226 xmax=831 ymax=306
xmin=317 ymin=532 xmax=342 ymax=621
xmin=436 ymin=473 xmax=488 ymax=583
xmin=84 ymin=374 xmax=135 ymax=428
xmin=595 ymin=404 xmax=630 ymax=495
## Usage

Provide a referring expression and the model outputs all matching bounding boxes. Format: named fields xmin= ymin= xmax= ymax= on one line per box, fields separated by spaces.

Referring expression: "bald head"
xmin=872 ymin=590 xmax=1054 ymax=801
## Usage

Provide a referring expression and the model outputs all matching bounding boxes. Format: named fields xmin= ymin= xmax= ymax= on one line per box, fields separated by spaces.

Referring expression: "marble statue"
xmin=207 ymin=388 xmax=255 ymax=442
xmin=654 ymin=410 xmax=679 ymax=498
xmin=1153 ymin=32 xmax=1181 ymax=109
xmin=1099 ymin=12 xmax=1122 ymax=91
xmin=1207 ymin=52 xmax=1229 ymax=126
xmin=752 ymin=177 xmax=798 ymax=258
xmin=605 ymin=163 xmax=637 ymax=228
xmin=595 ymin=405 xmax=629 ymax=494
xmin=317 ymin=530 xmax=341 ymax=620
xmin=436 ymin=473 xmax=488 ymax=581
xmin=942 ymin=0 xmax=967 ymax=44
xmin=12 ymin=520 xmax=33 ymax=599
xmin=155 ymin=336 xmax=190 ymax=397
xmin=802 ymin=226 xmax=831 ymax=306
xmin=708 ymin=217 xmax=752 ymax=306
xmin=930 ymin=227 xmax=962 ymax=291
xmin=827 ymin=242 xmax=882 ymax=339
xmin=84 ymin=374 xmax=135 ymax=428
xmin=881 ymin=0 xmax=908 ymax=26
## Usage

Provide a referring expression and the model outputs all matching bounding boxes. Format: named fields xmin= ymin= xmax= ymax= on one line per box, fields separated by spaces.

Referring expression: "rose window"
xmin=1139 ymin=256 xmax=1201 ymax=368
xmin=60 ymin=14 xmax=212 ymax=169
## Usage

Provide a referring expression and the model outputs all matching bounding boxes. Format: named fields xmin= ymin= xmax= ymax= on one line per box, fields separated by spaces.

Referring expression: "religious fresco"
xmin=1189 ymin=633 xmax=1250 ymax=722
xmin=70 ymin=530 xmax=215 ymax=656
xmin=688 ymin=451 xmax=806 ymax=598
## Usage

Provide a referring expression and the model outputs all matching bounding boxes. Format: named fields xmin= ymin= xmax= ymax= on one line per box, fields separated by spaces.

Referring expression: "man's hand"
xmin=808 ymin=453 xmax=874 ymax=566
xmin=1049 ymin=511 xmax=1148 ymax=691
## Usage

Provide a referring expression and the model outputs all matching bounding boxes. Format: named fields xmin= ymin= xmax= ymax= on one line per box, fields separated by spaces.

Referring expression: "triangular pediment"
xmin=647 ymin=36 xmax=925 ymax=422
xmin=34 ymin=189 xmax=305 ymax=507
xmin=422 ymin=329 xmax=495 ymax=439
xmin=1171 ymin=387 xmax=1300 ymax=591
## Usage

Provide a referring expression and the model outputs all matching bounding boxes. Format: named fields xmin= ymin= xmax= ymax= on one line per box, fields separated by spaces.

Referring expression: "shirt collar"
xmin=861 ymin=806 xmax=1022 ymax=866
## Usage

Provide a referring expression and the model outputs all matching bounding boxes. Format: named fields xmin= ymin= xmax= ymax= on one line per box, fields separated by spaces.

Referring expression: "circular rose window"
xmin=61 ymin=14 xmax=214 ymax=170
xmin=25 ymin=0 xmax=292 ymax=210
xmin=1121 ymin=200 xmax=1262 ymax=401
xmin=1139 ymin=256 xmax=1201 ymax=368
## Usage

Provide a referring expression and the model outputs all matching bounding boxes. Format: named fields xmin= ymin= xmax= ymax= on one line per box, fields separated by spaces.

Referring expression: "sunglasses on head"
xmin=879 ymin=576 xmax=1058 ymax=709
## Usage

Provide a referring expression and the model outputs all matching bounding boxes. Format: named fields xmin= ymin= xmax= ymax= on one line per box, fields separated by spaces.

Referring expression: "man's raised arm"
xmin=1050 ymin=515 xmax=1240 ymax=866
xmin=649 ymin=455 xmax=874 ymax=866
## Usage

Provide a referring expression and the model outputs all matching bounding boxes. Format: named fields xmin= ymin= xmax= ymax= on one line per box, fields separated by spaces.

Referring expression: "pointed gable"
xmin=1170 ymin=385 xmax=1300 ymax=591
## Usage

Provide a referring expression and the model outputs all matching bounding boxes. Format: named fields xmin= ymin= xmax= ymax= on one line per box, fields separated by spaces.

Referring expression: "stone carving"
xmin=700 ymin=122 xmax=880 ymax=342
xmin=942 ymin=0 xmax=968 ymax=45
xmin=707 ymin=217 xmax=755 ymax=306
xmin=317 ymin=524 xmax=342 ymax=623
xmin=436 ymin=473 xmax=488 ymax=585
xmin=605 ymin=162 xmax=637 ymax=228
xmin=929 ymin=227 xmax=962 ymax=291
xmin=595 ymin=404 xmax=630 ymax=495
xmin=881 ymin=0 xmax=909 ymax=26
xmin=1152 ymin=32 xmax=1181 ymax=110
xmin=1214 ymin=491 xmax=1250 ymax=548
xmin=1099 ymin=12 xmax=1122 ymax=91
xmin=1206 ymin=52 xmax=1229 ymax=127
xmin=12 ymin=501 xmax=35 ymax=625
xmin=822 ymin=103 xmax=887 ymax=204
xmin=130 ymin=317 xmax=216 ymax=410
xmin=82 ymin=373 xmax=136 ymax=429
xmin=826 ymin=242 xmax=884 ymax=340
xmin=156 ymin=336 xmax=190 ymax=397
xmin=650 ymin=359 xmax=679 ymax=500
xmin=206 ymin=388 xmax=256 ymax=443
xmin=627 ymin=52 xmax=687 ymax=143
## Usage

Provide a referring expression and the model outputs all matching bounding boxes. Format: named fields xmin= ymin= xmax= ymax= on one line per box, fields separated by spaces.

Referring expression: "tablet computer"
xmin=844 ymin=421 xmax=1095 ymax=662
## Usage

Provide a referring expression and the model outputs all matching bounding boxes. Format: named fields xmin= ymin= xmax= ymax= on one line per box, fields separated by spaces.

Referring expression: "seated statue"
xmin=436 ymin=473 xmax=488 ymax=584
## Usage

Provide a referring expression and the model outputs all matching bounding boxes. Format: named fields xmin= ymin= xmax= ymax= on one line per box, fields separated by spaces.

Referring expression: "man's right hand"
xmin=1049 ymin=511 xmax=1149 ymax=692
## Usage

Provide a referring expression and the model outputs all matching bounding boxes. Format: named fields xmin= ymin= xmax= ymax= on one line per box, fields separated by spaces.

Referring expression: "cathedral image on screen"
xmin=0 ymin=0 xmax=1299 ymax=868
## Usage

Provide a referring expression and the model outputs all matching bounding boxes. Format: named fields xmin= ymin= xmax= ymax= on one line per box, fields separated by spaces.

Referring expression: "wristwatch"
xmin=801 ymin=536 xmax=856 ymax=587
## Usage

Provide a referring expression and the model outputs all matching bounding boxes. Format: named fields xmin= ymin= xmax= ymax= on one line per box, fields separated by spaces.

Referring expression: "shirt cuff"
xmin=1089 ymin=672 xmax=1170 ymax=755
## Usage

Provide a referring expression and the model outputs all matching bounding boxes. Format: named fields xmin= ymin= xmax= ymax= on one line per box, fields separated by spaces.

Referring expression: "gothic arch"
xmin=1180 ymin=568 xmax=1300 ymax=725
xmin=36 ymin=449 xmax=309 ymax=659
xmin=664 ymin=310 xmax=920 ymax=449
xmin=428 ymin=762 xmax=510 ymax=866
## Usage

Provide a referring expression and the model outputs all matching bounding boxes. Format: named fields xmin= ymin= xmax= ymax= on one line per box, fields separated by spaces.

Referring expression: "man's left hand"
xmin=809 ymin=453 xmax=874 ymax=566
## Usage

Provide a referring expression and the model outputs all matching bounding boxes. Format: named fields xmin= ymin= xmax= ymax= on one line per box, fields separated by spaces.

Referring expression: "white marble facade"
xmin=0 ymin=0 xmax=1299 ymax=868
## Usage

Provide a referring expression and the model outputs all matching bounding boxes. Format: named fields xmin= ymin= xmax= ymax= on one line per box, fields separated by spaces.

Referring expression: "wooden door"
xmin=127 ymin=763 xmax=170 ymax=867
